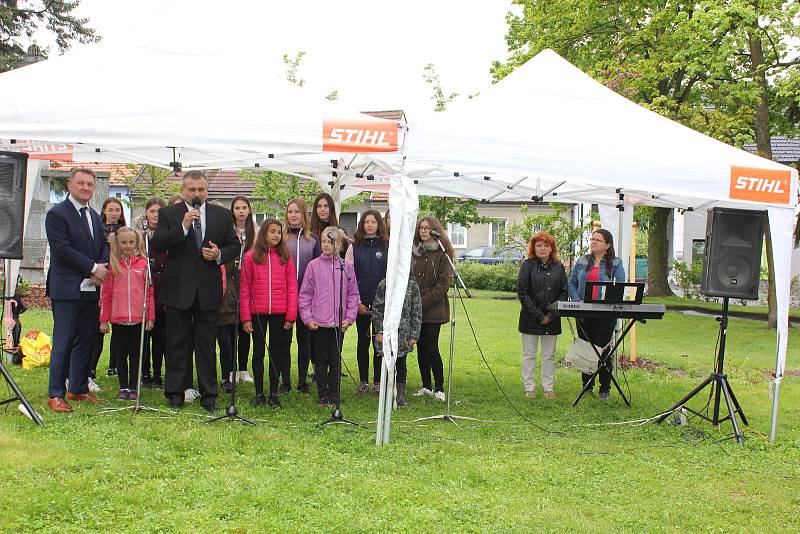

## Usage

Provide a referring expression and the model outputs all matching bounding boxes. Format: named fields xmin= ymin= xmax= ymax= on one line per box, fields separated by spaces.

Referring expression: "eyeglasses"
xmin=419 ymin=226 xmax=431 ymax=230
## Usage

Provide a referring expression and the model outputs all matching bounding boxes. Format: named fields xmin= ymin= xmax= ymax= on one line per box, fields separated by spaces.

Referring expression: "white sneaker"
xmin=238 ymin=371 xmax=254 ymax=383
xmin=413 ymin=387 xmax=432 ymax=397
xmin=434 ymin=391 xmax=446 ymax=401
xmin=184 ymin=388 xmax=200 ymax=403
xmin=88 ymin=377 xmax=102 ymax=393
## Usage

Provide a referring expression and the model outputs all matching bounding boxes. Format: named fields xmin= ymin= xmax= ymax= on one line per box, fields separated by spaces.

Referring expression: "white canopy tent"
xmin=373 ymin=49 xmax=796 ymax=442
xmin=0 ymin=43 xmax=796 ymax=441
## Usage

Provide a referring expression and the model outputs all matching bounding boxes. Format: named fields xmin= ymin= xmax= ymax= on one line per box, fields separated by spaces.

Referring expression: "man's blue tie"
xmin=79 ymin=206 xmax=92 ymax=238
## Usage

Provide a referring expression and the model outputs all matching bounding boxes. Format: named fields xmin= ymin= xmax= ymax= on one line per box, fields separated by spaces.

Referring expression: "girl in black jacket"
xmin=516 ymin=232 xmax=567 ymax=399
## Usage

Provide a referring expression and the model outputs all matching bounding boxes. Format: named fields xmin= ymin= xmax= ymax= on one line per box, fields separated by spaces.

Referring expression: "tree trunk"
xmin=748 ymin=29 xmax=777 ymax=328
xmin=646 ymin=207 xmax=674 ymax=296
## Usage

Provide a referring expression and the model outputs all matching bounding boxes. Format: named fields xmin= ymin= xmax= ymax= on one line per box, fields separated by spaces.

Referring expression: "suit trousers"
xmin=49 ymin=296 xmax=99 ymax=398
xmin=164 ymin=296 xmax=218 ymax=406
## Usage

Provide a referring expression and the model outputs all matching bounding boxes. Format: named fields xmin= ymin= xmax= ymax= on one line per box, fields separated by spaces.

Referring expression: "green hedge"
xmin=456 ymin=261 xmax=520 ymax=292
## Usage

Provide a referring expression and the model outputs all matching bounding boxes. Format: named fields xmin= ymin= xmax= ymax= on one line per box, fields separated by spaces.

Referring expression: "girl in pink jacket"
xmin=240 ymin=218 xmax=298 ymax=407
xmin=99 ymin=227 xmax=155 ymax=400
xmin=299 ymin=227 xmax=359 ymax=407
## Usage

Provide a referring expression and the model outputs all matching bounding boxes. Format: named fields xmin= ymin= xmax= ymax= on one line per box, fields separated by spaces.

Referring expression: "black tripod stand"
xmin=0 ymin=343 xmax=44 ymax=427
xmin=208 ymin=231 xmax=255 ymax=426
xmin=320 ymin=251 xmax=362 ymax=428
xmin=655 ymin=297 xmax=746 ymax=445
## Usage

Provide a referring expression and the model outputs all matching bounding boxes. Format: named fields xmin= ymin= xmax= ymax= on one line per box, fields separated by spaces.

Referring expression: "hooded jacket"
xmin=298 ymin=253 xmax=359 ymax=327
xmin=99 ymin=255 xmax=156 ymax=324
xmin=411 ymin=241 xmax=452 ymax=324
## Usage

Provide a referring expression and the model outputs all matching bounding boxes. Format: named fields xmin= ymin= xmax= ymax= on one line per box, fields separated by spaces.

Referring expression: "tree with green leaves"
xmin=124 ymin=164 xmax=179 ymax=208
xmin=1 ymin=1 xmax=99 ymax=72
xmin=497 ymin=203 xmax=594 ymax=265
xmin=240 ymin=168 xmax=366 ymax=217
xmin=494 ymin=0 xmax=799 ymax=305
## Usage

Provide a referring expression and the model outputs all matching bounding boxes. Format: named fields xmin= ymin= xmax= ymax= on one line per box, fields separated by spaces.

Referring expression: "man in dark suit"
xmin=150 ymin=170 xmax=239 ymax=412
xmin=45 ymin=168 xmax=110 ymax=412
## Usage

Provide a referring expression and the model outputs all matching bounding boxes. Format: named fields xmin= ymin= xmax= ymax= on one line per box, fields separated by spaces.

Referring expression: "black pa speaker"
xmin=0 ymin=151 xmax=28 ymax=260
xmin=700 ymin=207 xmax=766 ymax=300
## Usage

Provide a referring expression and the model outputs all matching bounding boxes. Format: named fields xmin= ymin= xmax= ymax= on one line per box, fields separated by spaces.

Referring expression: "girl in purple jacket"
xmin=299 ymin=227 xmax=359 ymax=407
xmin=284 ymin=197 xmax=321 ymax=393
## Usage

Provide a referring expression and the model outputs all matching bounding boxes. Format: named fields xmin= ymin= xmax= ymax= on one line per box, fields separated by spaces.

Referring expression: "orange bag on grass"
xmin=19 ymin=330 xmax=51 ymax=369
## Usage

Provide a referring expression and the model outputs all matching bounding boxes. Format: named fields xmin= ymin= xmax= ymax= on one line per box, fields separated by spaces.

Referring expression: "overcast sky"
xmin=58 ymin=0 xmax=517 ymax=117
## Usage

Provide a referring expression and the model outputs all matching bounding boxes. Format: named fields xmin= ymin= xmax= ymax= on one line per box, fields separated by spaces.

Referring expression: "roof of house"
xmin=48 ymin=161 xmax=139 ymax=185
xmin=127 ymin=168 xmax=258 ymax=198
xmin=742 ymin=136 xmax=800 ymax=164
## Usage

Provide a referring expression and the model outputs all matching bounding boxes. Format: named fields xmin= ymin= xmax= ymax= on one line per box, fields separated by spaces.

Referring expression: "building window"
xmin=448 ymin=222 xmax=466 ymax=248
xmin=255 ymin=213 xmax=266 ymax=226
xmin=489 ymin=219 xmax=507 ymax=246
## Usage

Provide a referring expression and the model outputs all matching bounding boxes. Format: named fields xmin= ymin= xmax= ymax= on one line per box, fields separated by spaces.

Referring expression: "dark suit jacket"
xmin=150 ymin=202 xmax=240 ymax=311
xmin=45 ymin=199 xmax=109 ymax=301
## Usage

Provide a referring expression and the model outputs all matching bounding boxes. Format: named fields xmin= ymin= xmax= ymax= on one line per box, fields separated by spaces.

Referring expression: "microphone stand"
xmin=321 ymin=252 xmax=363 ymax=428
xmin=414 ymin=234 xmax=480 ymax=428
xmin=102 ymin=219 xmax=173 ymax=418
xmin=208 ymin=230 xmax=255 ymax=425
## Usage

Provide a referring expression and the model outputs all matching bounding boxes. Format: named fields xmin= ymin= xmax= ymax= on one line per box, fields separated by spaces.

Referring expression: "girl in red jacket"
xmin=240 ymin=218 xmax=298 ymax=407
xmin=99 ymin=227 xmax=155 ymax=400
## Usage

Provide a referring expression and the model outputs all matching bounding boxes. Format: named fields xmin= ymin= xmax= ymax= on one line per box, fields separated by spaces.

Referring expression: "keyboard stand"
xmin=572 ymin=318 xmax=639 ymax=407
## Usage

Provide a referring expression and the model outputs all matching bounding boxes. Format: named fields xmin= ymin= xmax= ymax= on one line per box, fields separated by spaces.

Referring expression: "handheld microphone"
xmin=191 ymin=196 xmax=202 ymax=238
xmin=141 ymin=216 xmax=149 ymax=232
xmin=327 ymin=231 xmax=337 ymax=243
xmin=429 ymin=229 xmax=442 ymax=238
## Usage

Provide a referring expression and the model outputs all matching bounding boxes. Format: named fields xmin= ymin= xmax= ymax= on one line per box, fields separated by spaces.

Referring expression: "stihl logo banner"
xmin=323 ymin=118 xmax=398 ymax=153
xmin=1 ymin=139 xmax=73 ymax=161
xmin=729 ymin=166 xmax=791 ymax=204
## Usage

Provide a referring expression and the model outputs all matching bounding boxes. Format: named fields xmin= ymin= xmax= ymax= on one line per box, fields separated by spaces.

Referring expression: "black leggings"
xmin=577 ymin=317 xmax=616 ymax=391
xmin=237 ymin=322 xmax=250 ymax=372
xmin=111 ymin=323 xmax=142 ymax=390
xmin=295 ymin=320 xmax=312 ymax=385
xmin=417 ymin=323 xmax=445 ymax=393
xmin=395 ymin=355 xmax=407 ymax=384
xmin=356 ymin=313 xmax=380 ymax=383
xmin=142 ymin=308 xmax=166 ymax=379
xmin=251 ymin=314 xmax=290 ymax=396
xmin=311 ymin=327 xmax=343 ymax=401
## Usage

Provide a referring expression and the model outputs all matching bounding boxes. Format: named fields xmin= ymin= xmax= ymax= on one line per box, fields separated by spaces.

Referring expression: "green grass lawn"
xmin=1 ymin=295 xmax=799 ymax=533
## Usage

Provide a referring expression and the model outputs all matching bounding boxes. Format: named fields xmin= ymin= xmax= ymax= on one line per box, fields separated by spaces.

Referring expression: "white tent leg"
xmin=381 ymin=365 xmax=395 ymax=445
xmin=375 ymin=358 xmax=388 ymax=445
xmin=770 ymin=333 xmax=783 ymax=442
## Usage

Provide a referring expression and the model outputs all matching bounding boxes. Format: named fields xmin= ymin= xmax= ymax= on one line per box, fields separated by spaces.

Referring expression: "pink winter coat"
xmin=299 ymin=253 xmax=359 ymax=327
xmin=100 ymin=256 xmax=156 ymax=324
xmin=239 ymin=247 xmax=298 ymax=323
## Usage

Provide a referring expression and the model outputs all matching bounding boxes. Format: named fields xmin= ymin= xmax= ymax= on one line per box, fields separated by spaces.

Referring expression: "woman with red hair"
xmin=516 ymin=231 xmax=568 ymax=399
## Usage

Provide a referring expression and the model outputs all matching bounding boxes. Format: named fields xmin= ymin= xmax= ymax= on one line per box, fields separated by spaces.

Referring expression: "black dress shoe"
xmin=169 ymin=399 xmax=184 ymax=411
xmin=202 ymin=403 xmax=219 ymax=413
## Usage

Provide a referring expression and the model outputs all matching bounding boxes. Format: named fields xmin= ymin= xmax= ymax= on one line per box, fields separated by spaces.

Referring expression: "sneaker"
xmin=278 ymin=383 xmax=291 ymax=394
xmin=117 ymin=389 xmax=129 ymax=401
xmin=88 ymin=377 xmax=102 ymax=393
xmin=599 ymin=390 xmax=610 ymax=402
xmin=525 ymin=390 xmax=536 ymax=399
xmin=297 ymin=382 xmax=310 ymax=394
xmin=252 ymin=394 xmax=266 ymax=407
xmin=434 ymin=391 xmax=446 ymax=401
xmin=355 ymin=382 xmax=370 ymax=395
xmin=184 ymin=388 xmax=200 ymax=403
xmin=413 ymin=387 xmax=433 ymax=397
xmin=127 ymin=391 xmax=139 ymax=401
xmin=221 ymin=380 xmax=233 ymax=394
xmin=371 ymin=382 xmax=381 ymax=394
xmin=107 ymin=368 xmax=118 ymax=377
xmin=544 ymin=391 xmax=556 ymax=399
xmin=267 ymin=394 xmax=281 ymax=407
xmin=238 ymin=371 xmax=254 ymax=383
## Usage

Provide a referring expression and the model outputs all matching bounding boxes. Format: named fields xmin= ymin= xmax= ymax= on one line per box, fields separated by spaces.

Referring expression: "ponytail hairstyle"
xmin=252 ymin=217 xmax=290 ymax=264
xmin=230 ymin=195 xmax=255 ymax=253
xmin=585 ymin=228 xmax=616 ymax=278
xmin=310 ymin=192 xmax=338 ymax=236
xmin=108 ymin=227 xmax=146 ymax=276
xmin=354 ymin=209 xmax=388 ymax=246
xmin=284 ymin=196 xmax=313 ymax=241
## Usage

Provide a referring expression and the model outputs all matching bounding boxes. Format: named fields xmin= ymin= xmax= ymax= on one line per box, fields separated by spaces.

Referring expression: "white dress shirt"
xmin=68 ymin=194 xmax=99 ymax=275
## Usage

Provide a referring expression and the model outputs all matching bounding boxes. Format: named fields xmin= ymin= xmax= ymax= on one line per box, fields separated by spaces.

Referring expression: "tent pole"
xmin=769 ymin=332 xmax=782 ymax=442
xmin=376 ymin=358 xmax=388 ymax=445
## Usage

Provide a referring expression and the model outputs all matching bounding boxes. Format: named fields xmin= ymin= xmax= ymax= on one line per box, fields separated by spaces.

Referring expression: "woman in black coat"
xmin=516 ymin=231 xmax=568 ymax=399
